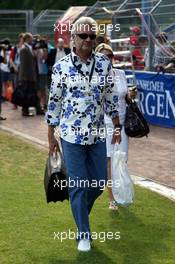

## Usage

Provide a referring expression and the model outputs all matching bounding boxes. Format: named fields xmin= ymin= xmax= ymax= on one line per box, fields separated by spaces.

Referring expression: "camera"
xmin=32 ymin=39 xmax=48 ymax=50
xmin=0 ymin=39 xmax=11 ymax=51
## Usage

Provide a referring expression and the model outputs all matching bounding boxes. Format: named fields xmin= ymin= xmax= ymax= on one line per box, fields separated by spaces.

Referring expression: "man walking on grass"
xmin=46 ymin=16 xmax=121 ymax=251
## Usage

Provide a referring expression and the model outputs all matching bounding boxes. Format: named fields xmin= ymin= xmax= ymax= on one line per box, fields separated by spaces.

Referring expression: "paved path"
xmin=1 ymin=102 xmax=175 ymax=189
xmin=128 ymin=126 xmax=175 ymax=188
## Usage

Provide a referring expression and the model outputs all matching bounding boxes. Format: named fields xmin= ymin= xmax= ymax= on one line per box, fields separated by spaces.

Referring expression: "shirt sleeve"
xmin=104 ymin=63 xmax=119 ymax=119
xmin=45 ymin=63 xmax=63 ymax=126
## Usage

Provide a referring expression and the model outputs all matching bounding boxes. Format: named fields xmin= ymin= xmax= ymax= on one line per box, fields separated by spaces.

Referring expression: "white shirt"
xmin=0 ymin=50 xmax=10 ymax=72
xmin=104 ymin=69 xmax=128 ymax=125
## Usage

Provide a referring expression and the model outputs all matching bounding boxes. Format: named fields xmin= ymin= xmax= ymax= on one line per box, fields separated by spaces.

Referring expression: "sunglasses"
xmin=76 ymin=33 xmax=96 ymax=40
xmin=106 ymin=54 xmax=114 ymax=59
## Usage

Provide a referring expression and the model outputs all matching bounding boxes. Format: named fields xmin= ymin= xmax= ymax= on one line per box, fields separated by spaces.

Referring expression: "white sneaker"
xmin=77 ymin=239 xmax=91 ymax=252
xmin=109 ymin=201 xmax=119 ymax=211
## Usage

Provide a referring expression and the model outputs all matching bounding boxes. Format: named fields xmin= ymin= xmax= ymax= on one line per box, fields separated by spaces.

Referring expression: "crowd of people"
xmin=0 ymin=33 xmax=70 ymax=118
xmin=153 ymin=32 xmax=175 ymax=72
xmin=1 ymin=26 xmax=174 ymax=120
xmin=113 ymin=27 xmax=175 ymax=72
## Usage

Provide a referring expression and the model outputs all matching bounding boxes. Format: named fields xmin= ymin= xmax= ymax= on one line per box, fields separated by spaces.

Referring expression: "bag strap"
xmin=70 ymin=54 xmax=96 ymax=83
xmin=113 ymin=143 xmax=120 ymax=152
xmin=125 ymin=94 xmax=133 ymax=105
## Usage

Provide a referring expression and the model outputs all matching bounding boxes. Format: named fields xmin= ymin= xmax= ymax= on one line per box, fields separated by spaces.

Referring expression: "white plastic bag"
xmin=111 ymin=144 xmax=134 ymax=206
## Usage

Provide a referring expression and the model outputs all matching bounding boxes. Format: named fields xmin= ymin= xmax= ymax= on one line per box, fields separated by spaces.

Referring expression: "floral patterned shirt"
xmin=46 ymin=51 xmax=119 ymax=145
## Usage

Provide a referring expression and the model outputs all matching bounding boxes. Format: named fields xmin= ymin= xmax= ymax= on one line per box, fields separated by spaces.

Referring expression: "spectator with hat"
xmin=153 ymin=32 xmax=172 ymax=71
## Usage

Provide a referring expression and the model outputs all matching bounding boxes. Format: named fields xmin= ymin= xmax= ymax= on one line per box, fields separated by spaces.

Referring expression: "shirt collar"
xmin=57 ymin=47 xmax=64 ymax=52
xmin=71 ymin=50 xmax=95 ymax=65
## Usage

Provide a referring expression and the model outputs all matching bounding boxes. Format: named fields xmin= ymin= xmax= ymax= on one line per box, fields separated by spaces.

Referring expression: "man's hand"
xmin=49 ymin=136 xmax=60 ymax=154
xmin=48 ymin=126 xmax=60 ymax=154
xmin=111 ymin=127 xmax=121 ymax=144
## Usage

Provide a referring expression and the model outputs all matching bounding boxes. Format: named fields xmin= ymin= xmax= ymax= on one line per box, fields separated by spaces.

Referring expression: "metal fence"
xmin=0 ymin=10 xmax=33 ymax=42
xmin=1 ymin=1 xmax=175 ymax=68
xmin=32 ymin=9 xmax=65 ymax=43
xmin=0 ymin=9 xmax=64 ymax=44
xmin=86 ymin=0 xmax=175 ymax=70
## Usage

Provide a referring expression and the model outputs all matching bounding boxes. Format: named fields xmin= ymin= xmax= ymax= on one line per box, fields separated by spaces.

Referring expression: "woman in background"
xmin=95 ymin=43 xmax=136 ymax=210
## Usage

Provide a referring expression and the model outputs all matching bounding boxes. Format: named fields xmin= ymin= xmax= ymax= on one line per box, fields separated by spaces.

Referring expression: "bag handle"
xmin=125 ymin=94 xmax=139 ymax=112
xmin=113 ymin=143 xmax=120 ymax=152
xmin=125 ymin=94 xmax=133 ymax=105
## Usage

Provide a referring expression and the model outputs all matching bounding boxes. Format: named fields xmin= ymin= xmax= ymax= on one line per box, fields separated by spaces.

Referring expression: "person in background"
xmin=35 ymin=37 xmax=48 ymax=110
xmin=95 ymin=35 xmax=106 ymax=47
xmin=0 ymin=51 xmax=6 ymax=120
xmin=46 ymin=38 xmax=71 ymax=87
xmin=153 ymin=32 xmax=172 ymax=71
xmin=95 ymin=35 xmax=110 ymax=48
xmin=129 ymin=26 xmax=144 ymax=70
xmin=47 ymin=37 xmax=70 ymax=69
xmin=131 ymin=40 xmax=144 ymax=70
xmin=95 ymin=43 xmax=136 ymax=210
xmin=130 ymin=26 xmax=141 ymax=46
xmin=42 ymin=35 xmax=54 ymax=53
xmin=137 ymin=35 xmax=149 ymax=70
xmin=162 ymin=41 xmax=175 ymax=73
xmin=10 ymin=33 xmax=24 ymax=109
xmin=0 ymin=39 xmax=12 ymax=100
xmin=10 ymin=34 xmax=24 ymax=87
xmin=19 ymin=32 xmax=44 ymax=116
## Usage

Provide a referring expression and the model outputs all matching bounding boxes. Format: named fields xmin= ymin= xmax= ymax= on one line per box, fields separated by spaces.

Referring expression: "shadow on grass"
xmin=48 ymin=246 xmax=115 ymax=264
xmin=108 ymin=207 xmax=171 ymax=264
xmin=46 ymin=208 xmax=171 ymax=264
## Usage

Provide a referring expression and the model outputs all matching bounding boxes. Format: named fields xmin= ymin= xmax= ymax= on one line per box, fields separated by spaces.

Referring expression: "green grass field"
xmin=0 ymin=131 xmax=175 ymax=264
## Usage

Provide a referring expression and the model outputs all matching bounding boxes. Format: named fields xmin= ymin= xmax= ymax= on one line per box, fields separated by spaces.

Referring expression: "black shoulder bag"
xmin=44 ymin=152 xmax=69 ymax=203
xmin=124 ymin=96 xmax=150 ymax=138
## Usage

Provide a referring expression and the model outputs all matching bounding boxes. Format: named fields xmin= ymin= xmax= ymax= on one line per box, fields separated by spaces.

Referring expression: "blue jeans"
xmin=61 ymin=139 xmax=108 ymax=240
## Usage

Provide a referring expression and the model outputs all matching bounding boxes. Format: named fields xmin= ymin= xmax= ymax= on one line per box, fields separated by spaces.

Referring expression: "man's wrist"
xmin=48 ymin=125 xmax=55 ymax=139
xmin=114 ymin=124 xmax=122 ymax=130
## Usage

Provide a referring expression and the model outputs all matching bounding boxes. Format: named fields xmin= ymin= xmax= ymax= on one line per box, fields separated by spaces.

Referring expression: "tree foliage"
xmin=0 ymin=0 xmax=97 ymax=10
